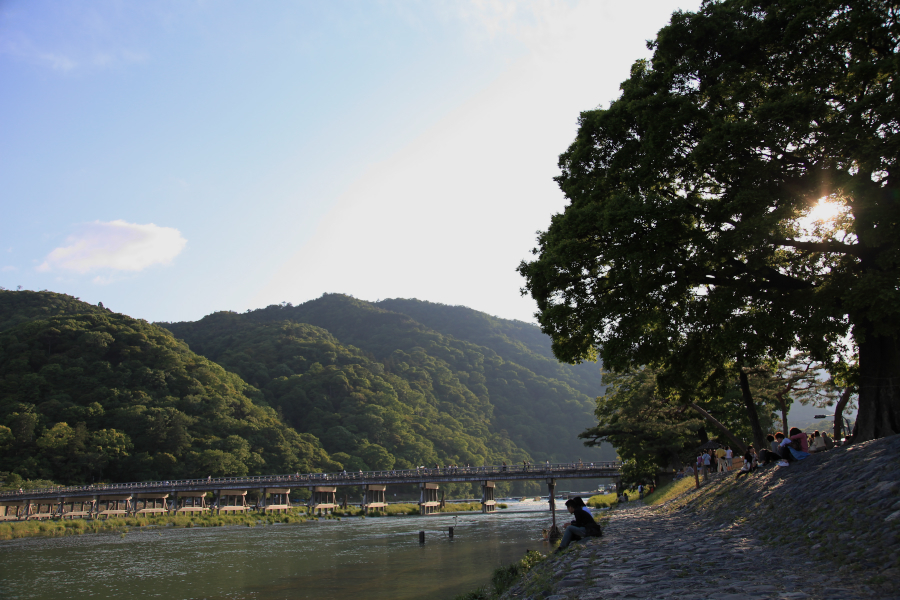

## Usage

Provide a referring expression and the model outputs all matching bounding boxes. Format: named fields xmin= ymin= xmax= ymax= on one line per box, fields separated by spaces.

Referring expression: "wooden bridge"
xmin=0 ymin=462 xmax=620 ymax=521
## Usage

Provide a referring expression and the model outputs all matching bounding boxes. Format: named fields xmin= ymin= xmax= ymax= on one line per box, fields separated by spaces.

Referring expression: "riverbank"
xmin=466 ymin=434 xmax=900 ymax=600
xmin=0 ymin=500 xmax=503 ymax=541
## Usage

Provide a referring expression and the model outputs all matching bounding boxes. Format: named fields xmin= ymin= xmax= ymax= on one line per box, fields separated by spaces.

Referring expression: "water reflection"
xmin=1 ymin=503 xmax=563 ymax=600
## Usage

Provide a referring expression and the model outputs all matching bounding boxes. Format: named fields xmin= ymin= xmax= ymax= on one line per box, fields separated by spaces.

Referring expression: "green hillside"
xmin=0 ymin=289 xmax=108 ymax=332
xmin=374 ymin=298 xmax=606 ymax=397
xmin=0 ymin=291 xmax=338 ymax=484
xmin=163 ymin=294 xmax=616 ymax=471
xmin=157 ymin=315 xmax=523 ymax=473
xmin=0 ymin=291 xmax=616 ymax=494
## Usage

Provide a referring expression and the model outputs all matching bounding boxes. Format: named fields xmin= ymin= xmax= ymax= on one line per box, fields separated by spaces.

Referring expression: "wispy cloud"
xmin=38 ymin=220 xmax=187 ymax=275
xmin=1 ymin=266 xmax=17 ymax=272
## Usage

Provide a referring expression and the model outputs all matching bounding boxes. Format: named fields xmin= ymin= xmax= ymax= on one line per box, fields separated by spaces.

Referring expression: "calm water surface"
xmin=1 ymin=503 xmax=563 ymax=600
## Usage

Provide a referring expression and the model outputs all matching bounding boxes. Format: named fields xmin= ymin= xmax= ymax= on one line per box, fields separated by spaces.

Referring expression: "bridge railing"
xmin=0 ymin=462 xmax=621 ymax=499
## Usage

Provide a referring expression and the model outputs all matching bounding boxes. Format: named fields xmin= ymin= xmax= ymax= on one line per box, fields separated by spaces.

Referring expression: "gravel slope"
xmin=500 ymin=434 xmax=900 ymax=600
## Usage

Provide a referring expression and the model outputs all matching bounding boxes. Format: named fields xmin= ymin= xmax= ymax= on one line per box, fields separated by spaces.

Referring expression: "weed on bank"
xmin=0 ymin=500 xmax=502 ymax=540
xmin=0 ymin=510 xmax=315 ymax=541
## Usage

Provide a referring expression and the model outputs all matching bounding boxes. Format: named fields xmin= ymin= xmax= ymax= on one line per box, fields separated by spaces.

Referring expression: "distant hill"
xmin=0 ymin=289 xmax=107 ymax=332
xmin=0 ymin=291 xmax=338 ymax=485
xmin=374 ymin=298 xmax=606 ymax=398
xmin=162 ymin=294 xmax=617 ymax=473
xmin=0 ymin=290 xmax=616 ymax=494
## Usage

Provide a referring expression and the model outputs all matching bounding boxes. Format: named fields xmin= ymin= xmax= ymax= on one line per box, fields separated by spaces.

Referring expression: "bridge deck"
xmin=0 ymin=463 xmax=620 ymax=502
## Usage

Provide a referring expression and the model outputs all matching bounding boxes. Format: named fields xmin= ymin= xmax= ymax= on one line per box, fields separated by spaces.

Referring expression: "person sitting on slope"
xmin=557 ymin=497 xmax=602 ymax=552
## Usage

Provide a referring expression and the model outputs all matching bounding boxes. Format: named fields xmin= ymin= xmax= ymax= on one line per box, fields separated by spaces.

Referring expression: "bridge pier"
xmin=28 ymin=499 xmax=58 ymax=520
xmin=0 ymin=500 xmax=29 ymax=521
xmin=481 ymin=481 xmax=496 ymax=513
xmin=308 ymin=486 xmax=337 ymax=516
xmin=215 ymin=490 xmax=250 ymax=514
xmin=262 ymin=488 xmax=292 ymax=513
xmin=174 ymin=492 xmax=208 ymax=515
xmin=419 ymin=483 xmax=440 ymax=515
xmin=95 ymin=495 xmax=132 ymax=519
xmin=59 ymin=496 xmax=94 ymax=519
xmin=362 ymin=485 xmax=387 ymax=514
xmin=132 ymin=493 xmax=169 ymax=516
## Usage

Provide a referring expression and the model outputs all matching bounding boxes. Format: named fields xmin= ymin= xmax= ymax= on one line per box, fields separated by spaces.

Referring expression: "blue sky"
xmin=1 ymin=0 xmax=701 ymax=324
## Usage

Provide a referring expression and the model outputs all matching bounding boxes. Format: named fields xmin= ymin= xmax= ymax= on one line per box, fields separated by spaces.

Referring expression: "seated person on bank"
xmin=775 ymin=428 xmax=810 ymax=466
xmin=758 ymin=434 xmax=782 ymax=466
xmin=808 ymin=430 xmax=827 ymax=453
xmin=557 ymin=497 xmax=602 ymax=552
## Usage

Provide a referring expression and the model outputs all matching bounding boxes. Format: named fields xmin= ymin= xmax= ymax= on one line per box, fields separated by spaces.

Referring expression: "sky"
xmin=1 ymin=0 xmax=703 ymax=324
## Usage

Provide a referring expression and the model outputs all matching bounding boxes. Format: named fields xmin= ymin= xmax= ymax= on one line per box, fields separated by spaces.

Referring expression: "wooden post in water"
xmin=547 ymin=478 xmax=561 ymax=543
xmin=419 ymin=531 xmax=425 ymax=543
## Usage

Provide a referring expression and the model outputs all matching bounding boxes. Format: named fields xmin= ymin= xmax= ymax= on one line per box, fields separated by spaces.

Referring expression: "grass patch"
xmin=0 ymin=499 xmax=488 ymax=540
xmin=586 ymin=490 xmax=637 ymax=508
xmin=0 ymin=510 xmax=313 ymax=540
xmin=644 ymin=477 xmax=695 ymax=506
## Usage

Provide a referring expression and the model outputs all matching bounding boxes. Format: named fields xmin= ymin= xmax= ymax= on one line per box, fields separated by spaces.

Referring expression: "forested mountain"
xmin=374 ymin=298 xmax=605 ymax=397
xmin=0 ymin=290 xmax=107 ymax=332
xmin=162 ymin=294 xmax=615 ymax=473
xmin=0 ymin=291 xmax=613 ymax=492
xmin=0 ymin=291 xmax=338 ymax=484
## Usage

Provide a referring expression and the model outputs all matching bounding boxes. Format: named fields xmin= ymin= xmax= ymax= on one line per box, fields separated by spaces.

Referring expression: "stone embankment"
xmin=502 ymin=434 xmax=900 ymax=600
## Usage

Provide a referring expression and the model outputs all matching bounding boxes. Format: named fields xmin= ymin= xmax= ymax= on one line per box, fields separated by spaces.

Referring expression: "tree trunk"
xmin=853 ymin=329 xmax=900 ymax=441
xmin=775 ymin=392 xmax=789 ymax=435
xmin=739 ymin=369 xmax=767 ymax=452
xmin=689 ymin=402 xmax=747 ymax=455
xmin=697 ymin=426 xmax=709 ymax=444
xmin=833 ymin=387 xmax=853 ymax=441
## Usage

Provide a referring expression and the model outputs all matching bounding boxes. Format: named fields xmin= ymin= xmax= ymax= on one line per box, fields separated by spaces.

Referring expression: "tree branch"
xmin=772 ymin=238 xmax=864 ymax=257
xmin=688 ymin=402 xmax=747 ymax=454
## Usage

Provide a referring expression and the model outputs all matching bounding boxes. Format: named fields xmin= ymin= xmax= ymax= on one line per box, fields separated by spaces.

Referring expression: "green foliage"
xmin=0 ymin=290 xmax=108 ymax=333
xmin=580 ymin=367 xmax=704 ymax=472
xmin=644 ymin=477 xmax=695 ymax=507
xmin=0 ymin=291 xmax=337 ymax=484
xmin=374 ymin=298 xmax=605 ymax=397
xmin=587 ymin=491 xmax=635 ymax=508
xmin=0 ymin=509 xmax=313 ymax=541
xmin=0 ymin=290 xmax=617 ymax=492
xmin=162 ymin=294 xmax=618 ymax=495
xmin=579 ymin=365 xmax=782 ymax=473
xmin=517 ymin=0 xmax=900 ymax=441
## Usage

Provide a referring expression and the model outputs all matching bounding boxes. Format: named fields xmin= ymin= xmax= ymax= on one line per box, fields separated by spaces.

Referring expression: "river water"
xmin=1 ymin=502 xmax=564 ymax=600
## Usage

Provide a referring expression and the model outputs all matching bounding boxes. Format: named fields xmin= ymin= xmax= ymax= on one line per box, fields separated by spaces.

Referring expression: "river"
xmin=0 ymin=502 xmax=565 ymax=600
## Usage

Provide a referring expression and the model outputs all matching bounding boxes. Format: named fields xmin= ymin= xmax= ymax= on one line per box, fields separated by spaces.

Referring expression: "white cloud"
xmin=38 ymin=220 xmax=187 ymax=274
xmin=1 ymin=266 xmax=17 ymax=272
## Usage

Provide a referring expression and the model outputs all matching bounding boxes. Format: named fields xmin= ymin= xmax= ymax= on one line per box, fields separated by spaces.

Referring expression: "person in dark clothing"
xmin=736 ymin=444 xmax=756 ymax=478
xmin=557 ymin=497 xmax=602 ymax=551
xmin=758 ymin=434 xmax=782 ymax=466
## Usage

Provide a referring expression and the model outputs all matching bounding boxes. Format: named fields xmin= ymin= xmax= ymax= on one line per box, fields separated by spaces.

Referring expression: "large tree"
xmin=519 ymin=0 xmax=899 ymax=441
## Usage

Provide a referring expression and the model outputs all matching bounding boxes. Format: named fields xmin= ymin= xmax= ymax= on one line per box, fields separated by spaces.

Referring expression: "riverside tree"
xmin=519 ymin=0 xmax=899 ymax=442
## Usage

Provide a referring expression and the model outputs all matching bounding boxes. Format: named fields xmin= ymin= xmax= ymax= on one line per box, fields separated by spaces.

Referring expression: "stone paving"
xmin=504 ymin=503 xmax=889 ymax=600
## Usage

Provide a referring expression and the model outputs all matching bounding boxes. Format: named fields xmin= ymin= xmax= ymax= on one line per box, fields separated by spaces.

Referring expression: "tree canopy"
xmin=519 ymin=0 xmax=899 ymax=442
